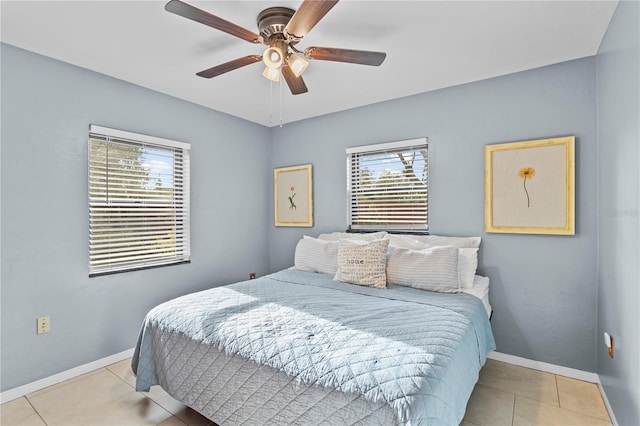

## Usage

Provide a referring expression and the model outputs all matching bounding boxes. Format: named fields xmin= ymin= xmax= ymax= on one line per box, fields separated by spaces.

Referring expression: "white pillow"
xmin=384 ymin=234 xmax=429 ymax=250
xmin=410 ymin=234 xmax=481 ymax=249
xmin=456 ymin=247 xmax=479 ymax=289
xmin=334 ymin=239 xmax=389 ymax=289
xmin=385 ymin=236 xmax=478 ymax=289
xmin=294 ymin=237 xmax=338 ymax=275
xmin=317 ymin=231 xmax=387 ymax=241
xmin=387 ymin=246 xmax=461 ymax=293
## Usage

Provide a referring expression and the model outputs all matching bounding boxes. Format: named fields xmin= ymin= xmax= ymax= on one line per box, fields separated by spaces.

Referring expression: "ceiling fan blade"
xmin=281 ymin=65 xmax=308 ymax=95
xmin=196 ymin=55 xmax=262 ymax=78
xmin=284 ymin=0 xmax=339 ymax=39
xmin=304 ymin=47 xmax=386 ymax=66
xmin=165 ymin=0 xmax=261 ymax=43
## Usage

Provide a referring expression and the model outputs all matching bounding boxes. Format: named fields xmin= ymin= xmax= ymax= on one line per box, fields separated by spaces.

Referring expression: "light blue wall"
xmin=596 ymin=1 xmax=640 ymax=424
xmin=269 ymin=58 xmax=599 ymax=372
xmin=0 ymin=44 xmax=271 ymax=391
xmin=3 ymin=11 xmax=637 ymax=421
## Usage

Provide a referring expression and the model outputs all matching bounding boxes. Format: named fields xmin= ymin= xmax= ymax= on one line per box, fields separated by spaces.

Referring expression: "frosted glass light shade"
xmin=288 ymin=54 xmax=309 ymax=77
xmin=263 ymin=66 xmax=280 ymax=81
xmin=263 ymin=47 xmax=284 ymax=68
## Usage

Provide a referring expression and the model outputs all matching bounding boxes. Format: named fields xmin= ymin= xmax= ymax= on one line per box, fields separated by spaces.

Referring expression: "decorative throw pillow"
xmin=387 ymin=246 xmax=461 ymax=293
xmin=334 ymin=239 xmax=389 ymax=289
xmin=294 ymin=237 xmax=339 ymax=275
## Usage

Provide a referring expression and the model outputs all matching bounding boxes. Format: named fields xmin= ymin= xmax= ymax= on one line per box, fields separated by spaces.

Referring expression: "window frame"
xmin=346 ymin=138 xmax=429 ymax=233
xmin=88 ymin=125 xmax=191 ymax=277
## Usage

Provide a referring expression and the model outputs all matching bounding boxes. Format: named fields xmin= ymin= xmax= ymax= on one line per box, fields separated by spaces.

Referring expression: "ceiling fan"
xmin=165 ymin=0 xmax=387 ymax=95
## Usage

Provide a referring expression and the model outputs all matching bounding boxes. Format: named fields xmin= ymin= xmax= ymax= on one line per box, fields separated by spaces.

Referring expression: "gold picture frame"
xmin=274 ymin=164 xmax=313 ymax=227
xmin=485 ymin=136 xmax=575 ymax=235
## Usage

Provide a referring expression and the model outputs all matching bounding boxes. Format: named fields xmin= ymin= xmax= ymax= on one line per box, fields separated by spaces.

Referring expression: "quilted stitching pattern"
xmin=133 ymin=270 xmax=495 ymax=425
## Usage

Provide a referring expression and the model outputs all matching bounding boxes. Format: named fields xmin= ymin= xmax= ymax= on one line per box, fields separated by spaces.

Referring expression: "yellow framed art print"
xmin=484 ymin=136 xmax=575 ymax=235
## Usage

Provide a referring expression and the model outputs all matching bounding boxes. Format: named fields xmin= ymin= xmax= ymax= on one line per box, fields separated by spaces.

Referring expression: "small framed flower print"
xmin=485 ymin=136 xmax=575 ymax=235
xmin=274 ymin=164 xmax=313 ymax=227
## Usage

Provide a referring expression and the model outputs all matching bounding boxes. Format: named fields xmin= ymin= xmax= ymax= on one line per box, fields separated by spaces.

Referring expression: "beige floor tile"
xmin=152 ymin=394 xmax=212 ymax=426
xmin=174 ymin=407 xmax=214 ymax=426
xmin=107 ymin=358 xmax=137 ymax=388
xmin=158 ymin=416 xmax=189 ymax=426
xmin=514 ymin=396 xmax=612 ymax=426
xmin=478 ymin=359 xmax=559 ymax=406
xmin=139 ymin=385 xmax=216 ymax=425
xmin=26 ymin=368 xmax=104 ymax=399
xmin=27 ymin=368 xmax=134 ymax=424
xmin=464 ymin=383 xmax=515 ymax=426
xmin=0 ymin=397 xmax=39 ymax=425
xmin=149 ymin=392 xmax=184 ymax=414
xmin=0 ymin=397 xmax=36 ymax=424
xmin=461 ymin=421 xmax=480 ymax=426
xmin=2 ymin=413 xmax=47 ymax=426
xmin=557 ymin=375 xmax=610 ymax=421
xmin=52 ymin=390 xmax=175 ymax=426
xmin=144 ymin=384 xmax=173 ymax=403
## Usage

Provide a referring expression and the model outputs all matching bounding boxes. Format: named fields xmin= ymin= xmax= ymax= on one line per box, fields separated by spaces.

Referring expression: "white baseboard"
xmin=597 ymin=381 xmax=619 ymax=426
xmin=0 ymin=348 xmax=135 ymax=404
xmin=487 ymin=351 xmax=599 ymax=383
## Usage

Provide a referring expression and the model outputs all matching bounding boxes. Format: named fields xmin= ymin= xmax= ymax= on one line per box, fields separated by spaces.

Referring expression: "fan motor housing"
xmin=257 ymin=7 xmax=295 ymax=41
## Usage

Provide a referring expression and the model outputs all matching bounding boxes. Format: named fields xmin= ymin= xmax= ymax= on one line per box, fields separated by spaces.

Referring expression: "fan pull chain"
xmin=279 ymin=73 xmax=283 ymax=128
xmin=269 ymin=79 xmax=274 ymax=126
xmin=267 ymin=74 xmax=283 ymax=127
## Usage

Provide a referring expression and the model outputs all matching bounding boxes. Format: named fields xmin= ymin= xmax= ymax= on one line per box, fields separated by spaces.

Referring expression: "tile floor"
xmin=1 ymin=358 xmax=612 ymax=426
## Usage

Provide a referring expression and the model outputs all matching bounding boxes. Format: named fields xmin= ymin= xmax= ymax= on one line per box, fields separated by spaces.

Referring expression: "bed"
xmin=132 ymin=266 xmax=495 ymax=425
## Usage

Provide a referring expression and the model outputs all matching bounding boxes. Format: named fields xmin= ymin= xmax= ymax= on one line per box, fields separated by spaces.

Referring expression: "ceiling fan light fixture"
xmin=262 ymin=66 xmax=280 ymax=81
xmin=166 ymin=0 xmax=386 ymax=96
xmin=288 ymin=54 xmax=309 ymax=77
xmin=263 ymin=46 xmax=284 ymax=68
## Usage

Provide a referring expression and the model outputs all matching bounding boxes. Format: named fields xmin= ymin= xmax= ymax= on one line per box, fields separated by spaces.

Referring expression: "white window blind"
xmin=88 ymin=125 xmax=190 ymax=276
xmin=347 ymin=138 xmax=428 ymax=232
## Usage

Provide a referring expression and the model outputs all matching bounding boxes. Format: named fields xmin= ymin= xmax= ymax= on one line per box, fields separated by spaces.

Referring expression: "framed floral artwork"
xmin=484 ymin=136 xmax=575 ymax=235
xmin=274 ymin=164 xmax=313 ymax=227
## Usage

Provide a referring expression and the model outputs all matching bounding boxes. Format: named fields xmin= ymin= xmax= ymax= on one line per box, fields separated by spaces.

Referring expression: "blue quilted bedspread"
xmin=133 ymin=270 xmax=495 ymax=425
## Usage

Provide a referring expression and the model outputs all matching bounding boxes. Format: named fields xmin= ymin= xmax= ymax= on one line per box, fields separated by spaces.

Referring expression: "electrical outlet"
xmin=249 ymin=272 xmax=256 ymax=280
xmin=604 ymin=332 xmax=614 ymax=358
xmin=37 ymin=316 xmax=50 ymax=334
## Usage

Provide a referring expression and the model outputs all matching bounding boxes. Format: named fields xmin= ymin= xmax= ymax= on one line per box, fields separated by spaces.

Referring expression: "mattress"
xmin=462 ymin=275 xmax=491 ymax=318
xmin=133 ymin=269 xmax=495 ymax=425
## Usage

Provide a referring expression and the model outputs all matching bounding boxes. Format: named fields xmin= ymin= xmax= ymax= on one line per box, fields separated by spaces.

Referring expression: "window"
xmin=88 ymin=125 xmax=190 ymax=276
xmin=347 ymin=138 xmax=428 ymax=232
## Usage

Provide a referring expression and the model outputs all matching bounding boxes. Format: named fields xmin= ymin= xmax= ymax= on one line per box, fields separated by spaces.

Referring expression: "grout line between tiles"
xmin=554 ymin=379 xmax=612 ymax=423
xmin=106 ymin=363 xmax=182 ymax=425
xmin=104 ymin=364 xmax=136 ymax=390
xmin=36 ymin=410 xmax=48 ymax=426
xmin=23 ymin=396 xmax=48 ymax=426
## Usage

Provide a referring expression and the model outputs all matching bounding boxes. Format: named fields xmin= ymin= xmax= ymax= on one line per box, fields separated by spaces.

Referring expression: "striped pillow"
xmin=294 ymin=237 xmax=339 ymax=275
xmin=387 ymin=246 xmax=461 ymax=293
xmin=334 ymin=239 xmax=389 ymax=289
xmin=385 ymin=235 xmax=478 ymax=289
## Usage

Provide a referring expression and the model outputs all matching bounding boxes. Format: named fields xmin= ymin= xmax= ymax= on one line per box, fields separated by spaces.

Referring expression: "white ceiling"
xmin=1 ymin=1 xmax=617 ymax=127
